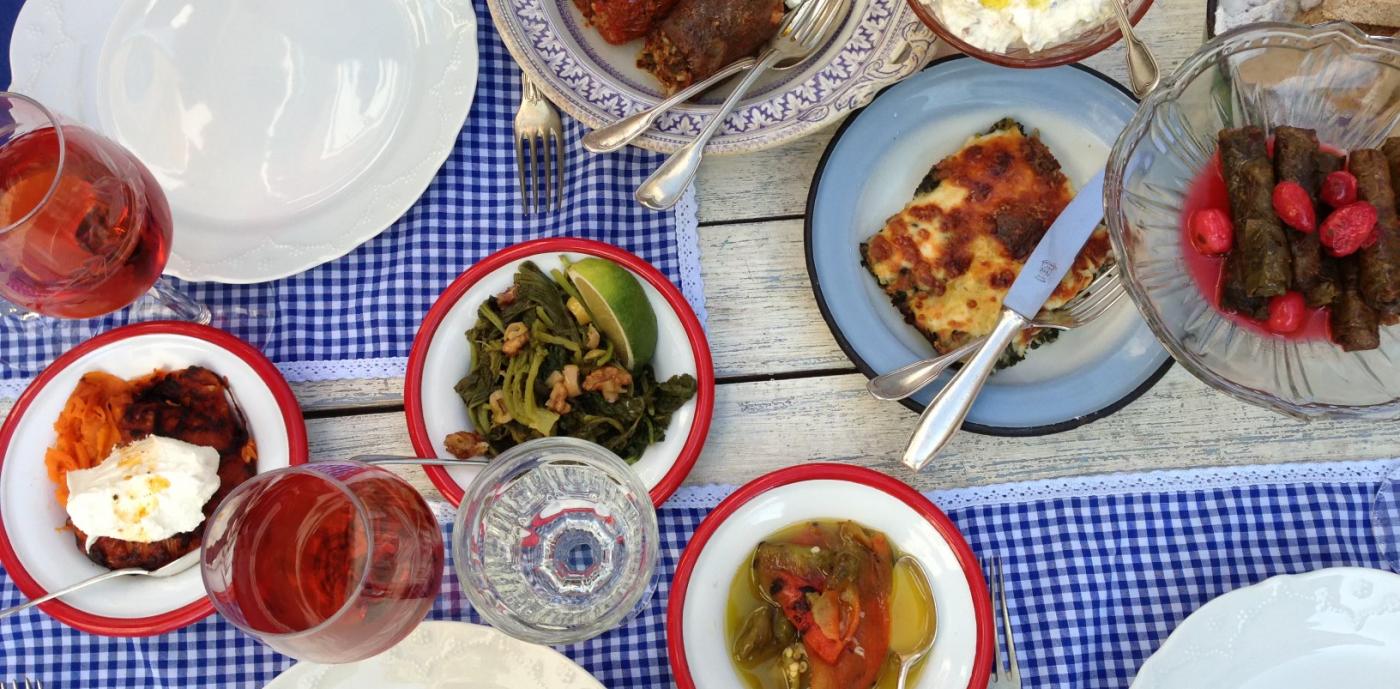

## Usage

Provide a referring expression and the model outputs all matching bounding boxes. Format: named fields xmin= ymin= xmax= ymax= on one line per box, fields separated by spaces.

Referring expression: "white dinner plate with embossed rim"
xmin=1131 ymin=567 xmax=1400 ymax=689
xmin=7 ymin=0 xmax=478 ymax=284
xmin=265 ymin=621 xmax=606 ymax=689
xmin=488 ymin=0 xmax=937 ymax=154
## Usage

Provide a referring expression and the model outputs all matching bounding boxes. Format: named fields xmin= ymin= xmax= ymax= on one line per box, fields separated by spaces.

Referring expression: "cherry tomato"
xmin=1320 ymin=170 xmax=1358 ymax=208
xmin=1189 ymin=208 xmax=1234 ymax=255
xmin=1319 ymin=202 xmax=1378 ymax=257
xmin=1266 ymin=292 xmax=1306 ymax=334
xmin=1272 ymin=180 xmax=1315 ymax=232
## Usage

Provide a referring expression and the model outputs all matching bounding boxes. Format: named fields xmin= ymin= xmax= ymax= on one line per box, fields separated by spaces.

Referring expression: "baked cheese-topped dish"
xmin=860 ymin=118 xmax=1111 ymax=368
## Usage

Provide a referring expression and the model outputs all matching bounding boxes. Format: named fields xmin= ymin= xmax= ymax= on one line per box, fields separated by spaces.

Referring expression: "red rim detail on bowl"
xmin=404 ymin=238 xmax=715 ymax=508
xmin=0 ymin=321 xmax=310 ymax=637
xmin=666 ymin=463 xmax=995 ymax=689
xmin=906 ymin=0 xmax=1155 ymax=68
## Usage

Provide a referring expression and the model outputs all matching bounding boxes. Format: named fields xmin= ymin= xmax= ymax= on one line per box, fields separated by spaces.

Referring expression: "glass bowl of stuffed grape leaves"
xmin=1105 ymin=22 xmax=1400 ymax=419
xmin=405 ymin=238 xmax=715 ymax=506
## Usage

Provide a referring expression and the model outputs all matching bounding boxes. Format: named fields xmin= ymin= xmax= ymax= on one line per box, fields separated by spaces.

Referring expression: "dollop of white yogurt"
xmin=66 ymin=436 xmax=221 ymax=550
xmin=933 ymin=0 xmax=1115 ymax=53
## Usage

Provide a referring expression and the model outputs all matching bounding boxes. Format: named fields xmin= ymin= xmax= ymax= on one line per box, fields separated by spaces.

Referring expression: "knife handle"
xmin=901 ymin=309 xmax=1028 ymax=473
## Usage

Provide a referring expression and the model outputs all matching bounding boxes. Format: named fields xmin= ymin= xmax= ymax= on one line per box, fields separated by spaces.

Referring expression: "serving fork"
xmin=986 ymin=557 xmax=1021 ymax=689
xmin=514 ymin=75 xmax=565 ymax=215
xmin=867 ymin=263 xmax=1125 ymax=401
xmin=6 ymin=680 xmax=43 ymax=689
xmin=634 ymin=0 xmax=848 ymax=210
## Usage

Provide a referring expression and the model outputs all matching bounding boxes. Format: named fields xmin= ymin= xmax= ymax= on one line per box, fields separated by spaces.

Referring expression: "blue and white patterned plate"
xmin=486 ymin=0 xmax=937 ymax=153
xmin=806 ymin=56 xmax=1173 ymax=435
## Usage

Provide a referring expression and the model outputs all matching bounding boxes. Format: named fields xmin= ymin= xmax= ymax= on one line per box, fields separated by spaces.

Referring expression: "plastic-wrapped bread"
xmin=1351 ymin=149 xmax=1400 ymax=323
xmin=636 ymin=0 xmax=783 ymax=92
xmin=1218 ymin=127 xmax=1291 ymax=310
xmin=1273 ymin=126 xmax=1337 ymax=308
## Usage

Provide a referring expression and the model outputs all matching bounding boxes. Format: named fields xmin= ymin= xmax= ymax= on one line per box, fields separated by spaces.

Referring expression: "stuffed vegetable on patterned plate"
xmin=443 ymin=258 xmax=697 ymax=463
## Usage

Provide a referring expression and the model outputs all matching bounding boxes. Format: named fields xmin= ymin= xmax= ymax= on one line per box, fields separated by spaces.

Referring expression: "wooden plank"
xmin=307 ymin=364 xmax=1400 ymax=502
xmin=692 ymin=0 xmax=1207 ymax=224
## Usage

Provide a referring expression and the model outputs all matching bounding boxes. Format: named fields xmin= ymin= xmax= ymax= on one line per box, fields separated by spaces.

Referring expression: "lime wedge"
xmin=567 ymin=258 xmax=658 ymax=369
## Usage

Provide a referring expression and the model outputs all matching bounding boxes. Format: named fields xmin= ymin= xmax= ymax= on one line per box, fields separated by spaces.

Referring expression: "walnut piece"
xmin=444 ymin=431 xmax=489 ymax=459
xmin=585 ymin=324 xmax=601 ymax=349
xmin=496 ymin=285 xmax=518 ymax=306
xmin=583 ymin=366 xmax=633 ymax=403
xmin=488 ymin=389 xmax=512 ymax=425
xmin=502 ymin=321 xmax=530 ymax=356
xmin=562 ymin=364 xmax=582 ymax=397
xmin=546 ymin=380 xmax=573 ymax=414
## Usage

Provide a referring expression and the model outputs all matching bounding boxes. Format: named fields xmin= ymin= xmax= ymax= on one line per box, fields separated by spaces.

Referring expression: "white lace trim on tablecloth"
xmin=663 ymin=458 xmax=1400 ymax=511
xmin=0 ymin=194 xmax=705 ymax=397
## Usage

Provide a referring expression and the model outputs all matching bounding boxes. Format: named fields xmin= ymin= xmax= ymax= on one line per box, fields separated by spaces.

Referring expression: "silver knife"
xmin=901 ymin=169 xmax=1107 ymax=472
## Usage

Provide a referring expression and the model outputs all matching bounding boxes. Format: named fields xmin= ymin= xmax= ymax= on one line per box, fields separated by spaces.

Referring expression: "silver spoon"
xmin=583 ymin=58 xmax=757 ymax=154
xmin=0 ymin=548 xmax=198 ymax=620
xmin=634 ymin=0 xmax=848 ymax=210
xmin=349 ymin=454 xmax=489 ymax=468
xmin=583 ymin=13 xmax=834 ymax=156
xmin=892 ymin=554 xmax=937 ymax=689
xmin=1110 ymin=0 xmax=1159 ymax=97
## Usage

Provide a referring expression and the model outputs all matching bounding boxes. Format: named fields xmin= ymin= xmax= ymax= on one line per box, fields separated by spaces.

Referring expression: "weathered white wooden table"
xmin=84 ymin=0 xmax=1400 ymax=498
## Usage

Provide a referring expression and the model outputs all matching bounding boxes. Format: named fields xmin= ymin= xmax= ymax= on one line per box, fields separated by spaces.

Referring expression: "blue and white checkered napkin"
xmin=0 ymin=0 xmax=704 ymax=394
xmin=1 ymin=459 xmax=1395 ymax=688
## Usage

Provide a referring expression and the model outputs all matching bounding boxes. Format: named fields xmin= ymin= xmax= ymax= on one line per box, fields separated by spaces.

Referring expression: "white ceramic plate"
xmin=8 ymin=0 xmax=479 ymax=283
xmin=404 ymin=238 xmax=714 ymax=507
xmin=667 ymin=464 xmax=993 ymax=689
xmin=0 ymin=322 xmax=308 ymax=636
xmin=1132 ymin=567 xmax=1400 ymax=689
xmin=265 ymin=621 xmax=605 ymax=689
xmin=488 ymin=0 xmax=936 ymax=153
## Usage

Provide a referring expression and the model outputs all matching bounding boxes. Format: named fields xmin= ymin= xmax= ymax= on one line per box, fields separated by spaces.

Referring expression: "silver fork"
xmin=634 ymin=0 xmax=848 ymax=210
xmin=987 ymin=557 xmax=1021 ymax=689
xmin=514 ymin=75 xmax=565 ymax=215
xmin=867 ymin=263 xmax=1126 ymax=401
xmin=6 ymin=680 xmax=44 ymax=689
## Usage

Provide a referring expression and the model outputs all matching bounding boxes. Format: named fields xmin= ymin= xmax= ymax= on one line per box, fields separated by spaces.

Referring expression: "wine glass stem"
xmin=149 ymin=277 xmax=211 ymax=324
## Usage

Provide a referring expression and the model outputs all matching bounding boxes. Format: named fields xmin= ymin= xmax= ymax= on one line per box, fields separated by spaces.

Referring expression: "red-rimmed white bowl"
xmin=668 ymin=464 xmax=993 ymax=689
xmin=405 ymin=238 xmax=714 ymax=507
xmin=0 ymin=322 xmax=309 ymax=636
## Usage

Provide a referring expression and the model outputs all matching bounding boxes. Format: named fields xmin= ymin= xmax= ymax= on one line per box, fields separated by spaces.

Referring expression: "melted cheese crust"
xmin=861 ymin=121 xmax=1111 ymax=360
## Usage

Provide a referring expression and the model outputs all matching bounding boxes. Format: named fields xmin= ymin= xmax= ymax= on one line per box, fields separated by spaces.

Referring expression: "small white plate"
xmin=667 ymin=464 xmax=993 ymax=689
xmin=404 ymin=238 xmax=715 ymax=507
xmin=9 ymin=0 xmax=479 ymax=283
xmin=0 ymin=322 xmax=308 ymax=636
xmin=265 ymin=621 xmax=605 ymax=689
xmin=1132 ymin=567 xmax=1400 ymax=689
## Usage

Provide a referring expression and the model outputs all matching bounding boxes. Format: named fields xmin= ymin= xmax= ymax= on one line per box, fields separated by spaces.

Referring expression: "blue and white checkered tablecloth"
xmin=1 ymin=459 xmax=1395 ymax=688
xmin=0 ymin=0 xmax=704 ymax=394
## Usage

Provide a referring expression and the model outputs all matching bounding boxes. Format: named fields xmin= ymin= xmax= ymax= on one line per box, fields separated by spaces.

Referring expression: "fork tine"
xmin=541 ymin=132 xmax=552 ymax=214
xmin=986 ymin=560 xmax=1005 ymax=682
xmin=797 ymin=0 xmax=843 ymax=45
xmin=528 ymin=134 xmax=541 ymax=214
xmin=554 ymin=130 xmax=565 ymax=211
xmin=1071 ymin=282 xmax=1126 ymax=323
xmin=515 ymin=134 xmax=529 ymax=216
xmin=997 ymin=557 xmax=1020 ymax=680
xmin=1066 ymin=278 xmax=1121 ymax=319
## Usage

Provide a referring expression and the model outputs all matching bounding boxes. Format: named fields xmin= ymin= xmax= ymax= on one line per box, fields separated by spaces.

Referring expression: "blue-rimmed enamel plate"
xmin=806 ymin=56 xmax=1172 ymax=435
